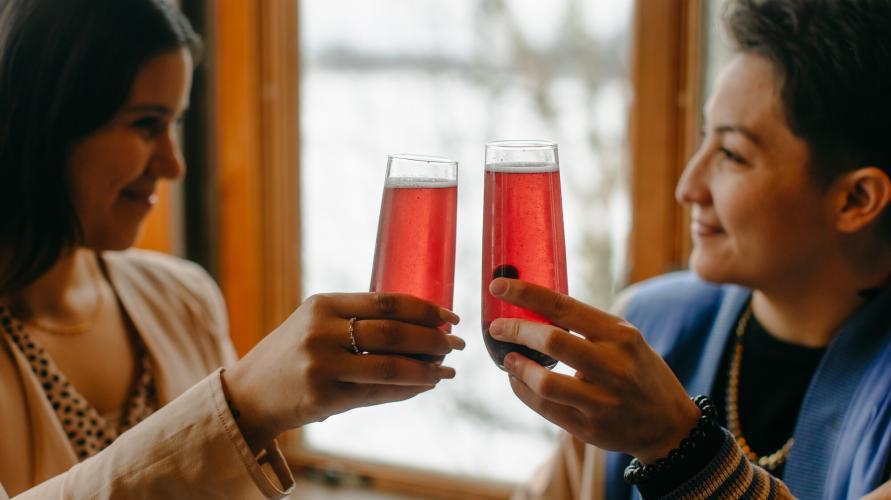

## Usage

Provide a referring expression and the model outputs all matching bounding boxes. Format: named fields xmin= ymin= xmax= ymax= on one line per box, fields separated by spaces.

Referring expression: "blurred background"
xmin=140 ymin=0 xmax=731 ymax=498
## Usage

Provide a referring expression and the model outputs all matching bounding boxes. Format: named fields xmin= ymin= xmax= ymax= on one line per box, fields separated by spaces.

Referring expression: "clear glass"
xmin=370 ymin=155 xmax=458 ymax=361
xmin=482 ymin=141 xmax=567 ymax=369
xmin=300 ymin=0 xmax=633 ymax=483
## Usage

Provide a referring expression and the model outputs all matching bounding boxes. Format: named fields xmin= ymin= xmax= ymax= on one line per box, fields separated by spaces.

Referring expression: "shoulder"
xmin=621 ymin=271 xmax=726 ymax=316
xmin=102 ymin=248 xmax=214 ymax=290
xmin=617 ymin=271 xmax=731 ymax=344
xmin=101 ymin=249 xmax=228 ymax=334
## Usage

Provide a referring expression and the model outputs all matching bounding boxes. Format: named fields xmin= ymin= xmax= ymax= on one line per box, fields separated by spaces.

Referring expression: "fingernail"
xmin=440 ymin=308 xmax=460 ymax=325
xmin=489 ymin=278 xmax=508 ymax=296
xmin=447 ymin=335 xmax=466 ymax=351
xmin=488 ymin=320 xmax=503 ymax=338
xmin=437 ymin=366 xmax=456 ymax=379
xmin=503 ymin=353 xmax=519 ymax=371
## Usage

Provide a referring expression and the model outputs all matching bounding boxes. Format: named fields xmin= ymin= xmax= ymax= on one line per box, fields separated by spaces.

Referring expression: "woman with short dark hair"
xmin=0 ymin=1 xmax=463 ymax=497
xmin=507 ymin=1 xmax=891 ymax=498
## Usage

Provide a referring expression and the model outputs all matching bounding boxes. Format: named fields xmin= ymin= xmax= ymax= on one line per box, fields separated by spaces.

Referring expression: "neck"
xmin=7 ymin=248 xmax=103 ymax=324
xmin=751 ymin=261 xmax=889 ymax=348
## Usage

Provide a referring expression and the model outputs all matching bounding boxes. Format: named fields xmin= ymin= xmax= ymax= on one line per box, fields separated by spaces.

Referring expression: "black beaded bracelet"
xmin=623 ymin=395 xmax=718 ymax=485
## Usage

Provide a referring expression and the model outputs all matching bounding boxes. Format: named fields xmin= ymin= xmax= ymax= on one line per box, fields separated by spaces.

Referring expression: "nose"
xmin=675 ymin=144 xmax=712 ymax=207
xmin=149 ymin=127 xmax=185 ymax=180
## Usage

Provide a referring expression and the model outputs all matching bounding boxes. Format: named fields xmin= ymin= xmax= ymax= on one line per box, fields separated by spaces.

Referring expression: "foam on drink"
xmin=484 ymin=161 xmax=558 ymax=173
xmin=384 ymin=176 xmax=458 ymax=188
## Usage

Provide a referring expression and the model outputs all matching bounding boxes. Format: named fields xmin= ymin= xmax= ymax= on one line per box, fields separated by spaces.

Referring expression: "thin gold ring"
xmin=348 ymin=317 xmax=360 ymax=354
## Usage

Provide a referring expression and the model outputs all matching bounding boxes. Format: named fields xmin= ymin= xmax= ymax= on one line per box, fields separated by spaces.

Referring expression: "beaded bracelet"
xmin=623 ymin=395 xmax=718 ymax=485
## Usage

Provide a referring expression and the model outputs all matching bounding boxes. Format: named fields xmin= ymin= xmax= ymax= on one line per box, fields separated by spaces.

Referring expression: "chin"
xmin=688 ymin=248 xmax=738 ymax=285
xmin=83 ymin=226 xmax=144 ymax=252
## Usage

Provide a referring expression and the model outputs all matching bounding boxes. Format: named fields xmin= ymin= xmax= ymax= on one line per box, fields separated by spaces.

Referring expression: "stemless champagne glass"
xmin=481 ymin=140 xmax=568 ymax=370
xmin=370 ymin=154 xmax=458 ymax=361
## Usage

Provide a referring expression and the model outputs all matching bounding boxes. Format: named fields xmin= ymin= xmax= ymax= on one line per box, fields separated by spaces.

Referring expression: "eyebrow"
xmin=121 ymin=104 xmax=189 ymax=116
xmin=713 ymin=124 xmax=762 ymax=147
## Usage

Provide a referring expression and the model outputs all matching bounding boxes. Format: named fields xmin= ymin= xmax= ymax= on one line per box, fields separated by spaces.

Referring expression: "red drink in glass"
xmin=482 ymin=142 xmax=567 ymax=370
xmin=370 ymin=155 xmax=458 ymax=361
xmin=371 ymin=180 xmax=457 ymax=310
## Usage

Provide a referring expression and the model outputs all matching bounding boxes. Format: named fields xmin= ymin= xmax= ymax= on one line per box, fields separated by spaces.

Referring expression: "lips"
xmin=691 ymin=219 xmax=724 ymax=236
xmin=120 ymin=188 xmax=158 ymax=206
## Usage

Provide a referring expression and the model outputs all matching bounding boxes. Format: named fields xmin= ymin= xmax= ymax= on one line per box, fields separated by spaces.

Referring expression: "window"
xmin=702 ymin=0 xmax=734 ymax=101
xmin=300 ymin=0 xmax=633 ymax=485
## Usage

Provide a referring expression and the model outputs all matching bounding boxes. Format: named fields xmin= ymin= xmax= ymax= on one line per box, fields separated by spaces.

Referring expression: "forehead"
xmin=125 ymin=48 xmax=193 ymax=109
xmin=705 ymin=53 xmax=785 ymax=133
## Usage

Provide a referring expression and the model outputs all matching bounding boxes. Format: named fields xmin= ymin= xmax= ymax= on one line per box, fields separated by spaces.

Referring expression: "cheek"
xmin=711 ymin=176 xmax=764 ymax=230
xmin=67 ymin=134 xmax=149 ymax=207
xmin=719 ymin=178 xmax=827 ymax=251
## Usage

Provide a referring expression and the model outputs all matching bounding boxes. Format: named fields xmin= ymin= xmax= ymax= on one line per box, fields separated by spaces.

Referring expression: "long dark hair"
xmin=0 ymin=0 xmax=201 ymax=294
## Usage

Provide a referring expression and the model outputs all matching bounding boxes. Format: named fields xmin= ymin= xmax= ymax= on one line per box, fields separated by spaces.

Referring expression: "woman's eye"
xmin=133 ymin=117 xmax=164 ymax=137
xmin=719 ymin=146 xmax=747 ymax=165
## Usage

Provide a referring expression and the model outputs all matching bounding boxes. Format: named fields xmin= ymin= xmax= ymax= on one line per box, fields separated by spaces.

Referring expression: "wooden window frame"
xmin=181 ymin=0 xmax=709 ymax=497
xmin=210 ymin=0 xmax=302 ymax=356
xmin=627 ymin=0 xmax=704 ymax=284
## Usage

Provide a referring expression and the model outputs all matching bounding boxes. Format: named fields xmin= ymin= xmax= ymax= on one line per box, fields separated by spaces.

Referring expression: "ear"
xmin=832 ymin=167 xmax=891 ymax=234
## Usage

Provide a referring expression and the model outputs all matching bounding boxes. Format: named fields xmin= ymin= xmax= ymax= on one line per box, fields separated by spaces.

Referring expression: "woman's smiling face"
xmin=65 ymin=48 xmax=192 ymax=251
xmin=675 ymin=53 xmax=836 ymax=289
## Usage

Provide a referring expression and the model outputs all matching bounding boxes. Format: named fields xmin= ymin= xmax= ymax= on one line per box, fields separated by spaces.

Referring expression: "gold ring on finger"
xmin=348 ymin=317 xmax=361 ymax=354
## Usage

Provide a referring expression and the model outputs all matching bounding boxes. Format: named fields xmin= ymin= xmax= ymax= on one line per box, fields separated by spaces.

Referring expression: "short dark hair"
xmin=725 ymin=0 xmax=891 ymax=240
xmin=0 ymin=0 xmax=201 ymax=294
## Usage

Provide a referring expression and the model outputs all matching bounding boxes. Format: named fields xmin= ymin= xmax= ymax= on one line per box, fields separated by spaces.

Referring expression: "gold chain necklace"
xmin=726 ymin=302 xmax=794 ymax=471
xmin=26 ymin=256 xmax=106 ymax=336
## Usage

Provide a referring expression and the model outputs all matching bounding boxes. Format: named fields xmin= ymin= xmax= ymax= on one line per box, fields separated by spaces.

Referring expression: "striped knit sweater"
xmin=661 ymin=429 xmax=791 ymax=499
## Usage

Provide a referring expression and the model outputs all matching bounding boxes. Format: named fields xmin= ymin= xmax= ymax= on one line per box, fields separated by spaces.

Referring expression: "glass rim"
xmin=388 ymin=153 xmax=458 ymax=166
xmin=485 ymin=140 xmax=557 ymax=151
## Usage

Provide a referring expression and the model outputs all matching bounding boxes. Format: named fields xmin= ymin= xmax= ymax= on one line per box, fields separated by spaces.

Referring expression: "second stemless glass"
xmin=481 ymin=141 xmax=568 ymax=370
xmin=370 ymin=154 xmax=458 ymax=360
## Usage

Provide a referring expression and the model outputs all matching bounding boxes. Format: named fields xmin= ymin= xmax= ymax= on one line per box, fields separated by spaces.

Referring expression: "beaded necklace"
xmin=725 ymin=303 xmax=794 ymax=471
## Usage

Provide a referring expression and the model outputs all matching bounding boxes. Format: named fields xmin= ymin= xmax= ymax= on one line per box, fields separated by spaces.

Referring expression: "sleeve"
xmin=5 ymin=369 xmax=294 ymax=500
xmin=645 ymin=429 xmax=793 ymax=500
xmin=511 ymin=433 xmax=605 ymax=500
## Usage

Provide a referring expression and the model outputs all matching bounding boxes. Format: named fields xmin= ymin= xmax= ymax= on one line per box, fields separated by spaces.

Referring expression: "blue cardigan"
xmin=603 ymin=272 xmax=891 ymax=500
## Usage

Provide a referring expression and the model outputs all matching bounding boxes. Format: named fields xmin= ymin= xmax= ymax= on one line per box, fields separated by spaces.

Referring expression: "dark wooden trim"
xmin=180 ymin=0 xmax=221 ymax=278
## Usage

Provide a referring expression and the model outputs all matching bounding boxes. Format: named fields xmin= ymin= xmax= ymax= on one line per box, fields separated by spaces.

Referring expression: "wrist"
xmin=624 ymin=395 xmax=723 ymax=489
xmin=221 ymin=365 xmax=278 ymax=455
xmin=634 ymin=396 xmax=702 ymax=464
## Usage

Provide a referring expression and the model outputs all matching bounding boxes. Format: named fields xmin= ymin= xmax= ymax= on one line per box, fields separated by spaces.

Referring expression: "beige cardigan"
xmin=0 ymin=249 xmax=294 ymax=499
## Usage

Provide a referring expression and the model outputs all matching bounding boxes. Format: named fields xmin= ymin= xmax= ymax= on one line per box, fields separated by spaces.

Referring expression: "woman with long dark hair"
xmin=0 ymin=1 xmax=463 ymax=497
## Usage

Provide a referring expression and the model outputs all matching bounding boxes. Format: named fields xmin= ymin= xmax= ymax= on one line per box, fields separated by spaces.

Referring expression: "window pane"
xmin=300 ymin=0 xmax=632 ymax=483
xmin=702 ymin=0 xmax=733 ymax=103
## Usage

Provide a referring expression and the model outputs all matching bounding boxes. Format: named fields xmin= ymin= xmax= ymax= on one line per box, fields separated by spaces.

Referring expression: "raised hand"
xmin=222 ymin=292 xmax=464 ymax=454
xmin=486 ymin=278 xmax=698 ymax=463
